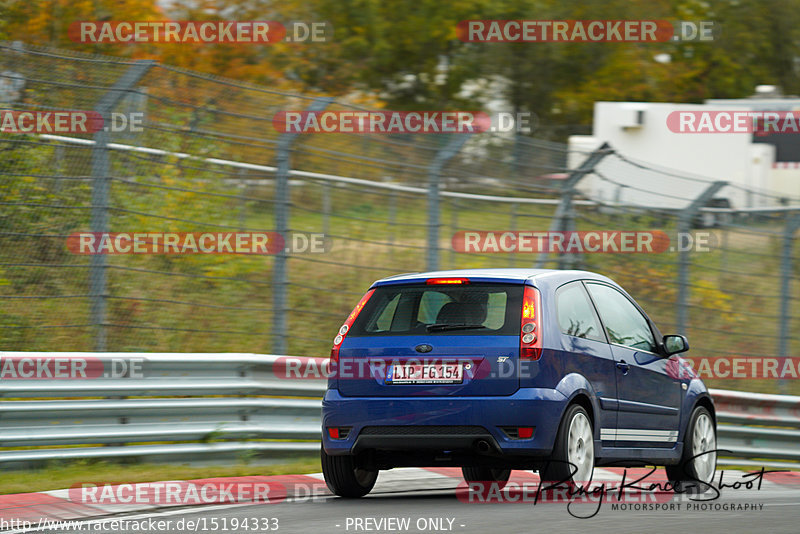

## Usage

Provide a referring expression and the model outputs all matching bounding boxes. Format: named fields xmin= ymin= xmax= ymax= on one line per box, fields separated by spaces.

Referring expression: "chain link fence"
xmin=2 ymin=43 xmax=799 ymax=395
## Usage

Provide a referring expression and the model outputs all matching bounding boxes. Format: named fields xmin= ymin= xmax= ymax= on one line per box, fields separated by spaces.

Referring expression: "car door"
xmin=554 ymin=281 xmax=618 ymax=444
xmin=584 ymin=282 xmax=681 ymax=448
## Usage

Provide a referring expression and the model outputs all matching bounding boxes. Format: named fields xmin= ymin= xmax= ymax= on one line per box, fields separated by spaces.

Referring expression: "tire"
xmin=321 ymin=447 xmax=378 ymax=498
xmin=666 ymin=406 xmax=716 ymax=491
xmin=540 ymin=404 xmax=594 ymax=486
xmin=461 ymin=467 xmax=511 ymax=490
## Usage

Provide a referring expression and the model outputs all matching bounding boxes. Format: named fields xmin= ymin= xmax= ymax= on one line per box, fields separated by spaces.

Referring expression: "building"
xmin=568 ymin=91 xmax=800 ymax=209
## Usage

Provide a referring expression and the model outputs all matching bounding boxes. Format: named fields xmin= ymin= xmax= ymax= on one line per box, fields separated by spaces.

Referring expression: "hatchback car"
xmin=321 ymin=269 xmax=716 ymax=497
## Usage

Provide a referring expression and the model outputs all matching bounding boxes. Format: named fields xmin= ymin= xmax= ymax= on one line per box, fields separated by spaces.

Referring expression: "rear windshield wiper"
xmin=426 ymin=323 xmax=486 ymax=332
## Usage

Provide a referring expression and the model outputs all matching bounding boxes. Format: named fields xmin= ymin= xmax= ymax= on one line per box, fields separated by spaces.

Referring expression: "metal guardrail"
xmin=0 ymin=353 xmax=797 ymax=468
xmin=710 ymin=388 xmax=800 ymax=468
xmin=0 ymin=352 xmax=324 ymax=465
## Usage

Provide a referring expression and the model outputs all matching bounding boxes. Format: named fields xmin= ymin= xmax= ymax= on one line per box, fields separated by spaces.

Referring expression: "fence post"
xmin=720 ymin=224 xmax=729 ymax=289
xmin=450 ymin=197 xmax=460 ymax=268
xmin=387 ymin=187 xmax=396 ymax=263
xmin=272 ymin=97 xmax=332 ymax=355
xmin=535 ymin=142 xmax=611 ymax=269
xmin=238 ymin=168 xmax=248 ymax=230
xmin=510 ymin=202 xmax=518 ymax=267
xmin=426 ymin=134 xmax=472 ymax=271
xmin=322 ymin=180 xmax=331 ymax=236
xmin=675 ymin=181 xmax=727 ymax=335
xmin=90 ymin=60 xmax=154 ymax=352
xmin=778 ymin=213 xmax=800 ymax=393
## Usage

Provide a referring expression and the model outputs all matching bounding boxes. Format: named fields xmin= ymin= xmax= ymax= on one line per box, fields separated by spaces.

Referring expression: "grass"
xmin=0 ymin=456 xmax=321 ymax=495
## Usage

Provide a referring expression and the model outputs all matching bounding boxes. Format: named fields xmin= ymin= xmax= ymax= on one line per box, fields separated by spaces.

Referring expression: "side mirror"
xmin=663 ymin=334 xmax=689 ymax=356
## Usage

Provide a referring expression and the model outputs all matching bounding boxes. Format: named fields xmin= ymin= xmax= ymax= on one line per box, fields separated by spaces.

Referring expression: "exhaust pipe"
xmin=475 ymin=439 xmax=492 ymax=454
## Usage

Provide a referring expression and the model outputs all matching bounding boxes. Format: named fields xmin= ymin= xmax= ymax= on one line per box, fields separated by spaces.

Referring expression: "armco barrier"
xmin=710 ymin=388 xmax=800 ymax=468
xmin=0 ymin=352 xmax=325 ymax=465
xmin=0 ymin=353 xmax=797 ymax=468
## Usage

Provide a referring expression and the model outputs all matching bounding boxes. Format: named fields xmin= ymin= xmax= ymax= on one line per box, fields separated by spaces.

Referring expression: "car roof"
xmin=371 ymin=268 xmax=616 ymax=287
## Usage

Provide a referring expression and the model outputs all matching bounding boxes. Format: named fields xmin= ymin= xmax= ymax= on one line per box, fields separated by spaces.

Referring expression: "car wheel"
xmin=461 ymin=467 xmax=511 ymax=490
xmin=666 ymin=406 xmax=716 ymax=490
xmin=321 ymin=447 xmax=378 ymax=498
xmin=540 ymin=404 xmax=594 ymax=486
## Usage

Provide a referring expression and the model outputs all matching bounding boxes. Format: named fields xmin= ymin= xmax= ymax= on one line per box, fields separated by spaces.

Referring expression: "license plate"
xmin=386 ymin=363 xmax=463 ymax=384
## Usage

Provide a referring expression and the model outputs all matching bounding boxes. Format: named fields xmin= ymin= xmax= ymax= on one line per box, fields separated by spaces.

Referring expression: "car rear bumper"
xmin=321 ymin=387 xmax=568 ymax=457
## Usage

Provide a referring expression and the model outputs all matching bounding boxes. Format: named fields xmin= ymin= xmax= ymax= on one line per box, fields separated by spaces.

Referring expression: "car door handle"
xmin=616 ymin=361 xmax=630 ymax=374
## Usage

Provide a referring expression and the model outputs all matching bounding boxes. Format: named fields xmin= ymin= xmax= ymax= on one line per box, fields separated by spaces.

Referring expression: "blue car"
xmin=321 ymin=269 xmax=716 ymax=497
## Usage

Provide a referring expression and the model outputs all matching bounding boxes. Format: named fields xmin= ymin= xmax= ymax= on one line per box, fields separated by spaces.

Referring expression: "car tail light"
xmin=426 ymin=278 xmax=469 ymax=285
xmin=520 ymin=285 xmax=542 ymax=361
xmin=517 ymin=427 xmax=534 ymax=439
xmin=500 ymin=426 xmax=535 ymax=440
xmin=327 ymin=427 xmax=351 ymax=439
xmin=330 ymin=289 xmax=374 ymax=364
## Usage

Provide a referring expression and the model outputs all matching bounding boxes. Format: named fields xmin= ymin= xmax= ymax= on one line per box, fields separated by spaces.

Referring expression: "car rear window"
xmin=348 ymin=283 xmax=523 ymax=337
